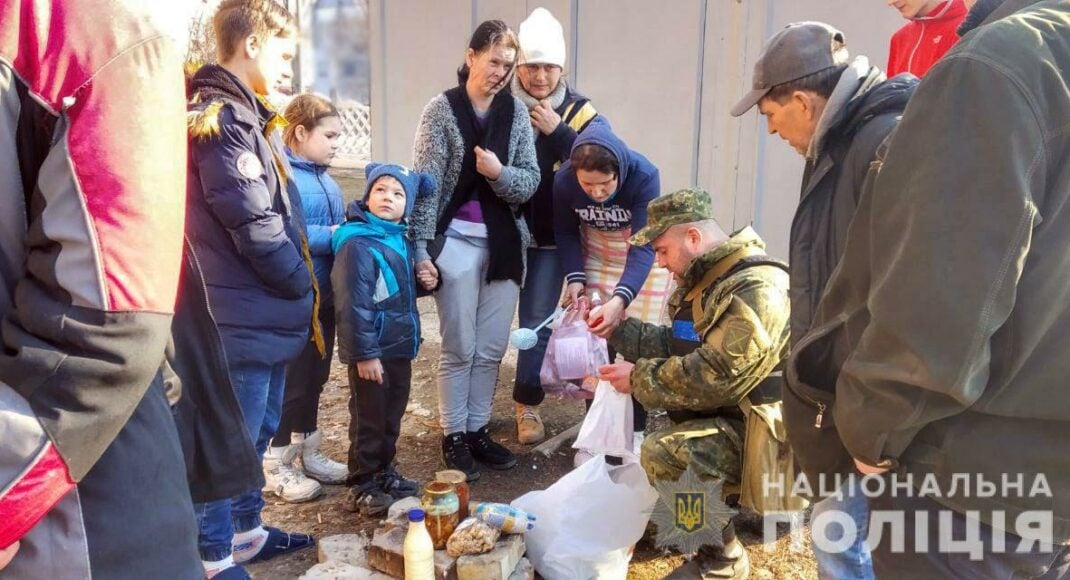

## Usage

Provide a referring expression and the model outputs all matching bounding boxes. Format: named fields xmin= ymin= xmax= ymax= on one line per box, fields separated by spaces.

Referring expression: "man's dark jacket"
xmin=789 ymin=0 xmax=1070 ymax=543
xmin=788 ymin=60 xmax=917 ymax=346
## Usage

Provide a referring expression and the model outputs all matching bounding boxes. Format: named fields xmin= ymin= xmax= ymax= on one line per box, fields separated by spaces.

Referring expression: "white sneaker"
xmin=300 ymin=431 xmax=348 ymax=484
xmin=633 ymin=431 xmax=645 ymax=456
xmin=263 ymin=444 xmax=323 ymax=503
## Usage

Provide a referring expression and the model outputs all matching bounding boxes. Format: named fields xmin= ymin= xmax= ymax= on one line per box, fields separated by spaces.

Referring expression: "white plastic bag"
xmin=573 ymin=380 xmax=634 ymax=460
xmin=512 ymin=456 xmax=657 ymax=580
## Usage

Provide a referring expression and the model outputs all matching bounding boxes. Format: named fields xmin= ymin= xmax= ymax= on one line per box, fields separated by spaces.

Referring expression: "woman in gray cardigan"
xmin=411 ymin=19 xmax=539 ymax=481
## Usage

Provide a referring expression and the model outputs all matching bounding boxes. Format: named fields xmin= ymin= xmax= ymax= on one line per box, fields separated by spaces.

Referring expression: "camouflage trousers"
xmin=640 ymin=416 xmax=746 ymax=487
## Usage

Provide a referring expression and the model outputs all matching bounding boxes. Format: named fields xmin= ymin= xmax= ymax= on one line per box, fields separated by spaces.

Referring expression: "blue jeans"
xmin=512 ymin=247 xmax=564 ymax=406
xmin=811 ymin=477 xmax=875 ymax=579
xmin=194 ymin=362 xmax=287 ymax=561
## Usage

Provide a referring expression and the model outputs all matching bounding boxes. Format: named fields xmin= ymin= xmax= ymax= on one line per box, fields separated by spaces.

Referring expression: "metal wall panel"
xmin=368 ymin=0 xmax=903 ymax=258
xmin=370 ymin=0 xmax=472 ymax=164
xmin=574 ymin=0 xmax=707 ymax=196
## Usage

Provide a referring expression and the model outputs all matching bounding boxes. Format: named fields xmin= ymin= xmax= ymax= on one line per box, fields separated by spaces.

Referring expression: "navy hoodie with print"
xmin=553 ymin=119 xmax=660 ymax=306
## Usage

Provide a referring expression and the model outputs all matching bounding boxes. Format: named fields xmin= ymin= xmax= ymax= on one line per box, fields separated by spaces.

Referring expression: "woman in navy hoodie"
xmin=264 ymin=94 xmax=349 ymax=502
xmin=553 ymin=119 xmax=673 ymax=453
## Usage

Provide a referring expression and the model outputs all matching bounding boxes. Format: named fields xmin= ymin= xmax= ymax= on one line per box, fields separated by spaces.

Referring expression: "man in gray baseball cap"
xmin=732 ymin=20 xmax=920 ymax=580
xmin=730 ymin=21 xmax=849 ymax=118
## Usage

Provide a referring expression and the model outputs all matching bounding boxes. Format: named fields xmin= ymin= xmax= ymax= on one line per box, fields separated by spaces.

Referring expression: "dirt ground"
xmin=245 ymin=170 xmax=817 ymax=579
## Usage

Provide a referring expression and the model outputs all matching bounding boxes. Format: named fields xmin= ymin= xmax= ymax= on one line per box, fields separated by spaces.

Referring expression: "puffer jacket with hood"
xmin=185 ymin=65 xmax=314 ymax=366
xmin=553 ymin=119 xmax=660 ymax=306
xmin=333 ymin=163 xmax=434 ymax=363
xmin=288 ymin=151 xmax=345 ymax=304
xmin=788 ymin=57 xmax=918 ymax=347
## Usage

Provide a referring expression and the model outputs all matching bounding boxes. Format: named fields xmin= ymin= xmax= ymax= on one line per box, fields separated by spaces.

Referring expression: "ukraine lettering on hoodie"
xmin=553 ymin=118 xmax=660 ymax=306
xmin=575 ymin=205 xmax=633 ymax=227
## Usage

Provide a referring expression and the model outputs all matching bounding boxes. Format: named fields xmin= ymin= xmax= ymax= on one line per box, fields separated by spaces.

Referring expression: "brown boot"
xmin=696 ymin=538 xmax=749 ymax=579
xmin=666 ymin=522 xmax=750 ymax=580
xmin=515 ymin=404 xmax=545 ymax=445
xmin=696 ymin=522 xmax=750 ymax=580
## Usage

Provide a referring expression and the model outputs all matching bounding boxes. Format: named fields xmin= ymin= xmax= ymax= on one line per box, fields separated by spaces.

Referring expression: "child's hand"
xmin=357 ymin=358 xmax=384 ymax=384
xmin=418 ymin=273 xmax=438 ymax=290
xmin=474 ymin=146 xmax=503 ymax=181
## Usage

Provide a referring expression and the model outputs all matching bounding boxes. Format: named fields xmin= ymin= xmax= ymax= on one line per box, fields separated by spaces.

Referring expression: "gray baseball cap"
xmin=730 ymin=22 xmax=847 ymax=117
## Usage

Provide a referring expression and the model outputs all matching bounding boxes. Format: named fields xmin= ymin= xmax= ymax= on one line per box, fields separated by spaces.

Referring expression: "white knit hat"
xmin=518 ymin=8 xmax=566 ymax=68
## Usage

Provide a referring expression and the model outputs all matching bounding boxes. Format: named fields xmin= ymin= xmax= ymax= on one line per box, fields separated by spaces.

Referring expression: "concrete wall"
xmin=368 ymin=0 xmax=902 ymax=259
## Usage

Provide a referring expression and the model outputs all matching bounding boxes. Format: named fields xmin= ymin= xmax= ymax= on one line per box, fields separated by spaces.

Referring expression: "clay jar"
xmin=434 ymin=470 xmax=470 ymax=520
xmin=420 ymin=481 xmax=460 ymax=549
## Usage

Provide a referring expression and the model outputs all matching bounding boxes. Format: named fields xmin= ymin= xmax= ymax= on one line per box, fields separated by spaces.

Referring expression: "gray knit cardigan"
xmin=410 ymin=92 xmax=540 ymax=269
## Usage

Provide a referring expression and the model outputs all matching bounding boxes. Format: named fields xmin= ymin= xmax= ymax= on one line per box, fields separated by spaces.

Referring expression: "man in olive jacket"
xmin=598 ymin=188 xmax=791 ymax=580
xmin=791 ymin=0 xmax=1070 ymax=574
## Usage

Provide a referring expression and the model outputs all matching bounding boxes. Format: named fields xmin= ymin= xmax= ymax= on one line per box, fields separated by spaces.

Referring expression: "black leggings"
xmin=273 ymin=305 xmax=335 ymax=446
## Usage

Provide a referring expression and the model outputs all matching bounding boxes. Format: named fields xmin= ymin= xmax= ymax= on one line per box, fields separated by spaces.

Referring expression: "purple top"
xmin=454 ymin=200 xmax=484 ymax=223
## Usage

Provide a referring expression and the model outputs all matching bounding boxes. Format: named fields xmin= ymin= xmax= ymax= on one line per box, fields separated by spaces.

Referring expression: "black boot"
xmin=466 ymin=427 xmax=517 ymax=470
xmin=441 ymin=431 xmax=480 ymax=482
xmin=343 ymin=480 xmax=394 ymax=517
xmin=376 ymin=464 xmax=420 ymax=499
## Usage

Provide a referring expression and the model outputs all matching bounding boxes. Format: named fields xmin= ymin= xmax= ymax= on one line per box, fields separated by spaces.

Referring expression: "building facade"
xmin=367 ymin=0 xmax=903 ymax=258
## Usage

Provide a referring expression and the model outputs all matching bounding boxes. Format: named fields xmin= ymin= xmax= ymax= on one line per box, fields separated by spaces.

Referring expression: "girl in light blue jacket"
xmin=265 ymin=94 xmax=348 ymax=502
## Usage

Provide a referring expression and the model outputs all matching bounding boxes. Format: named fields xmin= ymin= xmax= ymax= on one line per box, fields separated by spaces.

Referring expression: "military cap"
xmin=629 ymin=188 xmax=715 ymax=246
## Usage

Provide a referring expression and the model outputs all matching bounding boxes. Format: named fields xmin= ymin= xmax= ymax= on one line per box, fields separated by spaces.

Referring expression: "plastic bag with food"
xmin=446 ymin=517 xmax=500 ymax=558
xmin=539 ymin=299 xmax=608 ymax=400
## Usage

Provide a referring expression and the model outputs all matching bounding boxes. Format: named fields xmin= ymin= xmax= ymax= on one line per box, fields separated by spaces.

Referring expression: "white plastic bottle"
xmin=403 ymin=508 xmax=435 ymax=580
xmin=587 ymin=289 xmax=605 ymax=327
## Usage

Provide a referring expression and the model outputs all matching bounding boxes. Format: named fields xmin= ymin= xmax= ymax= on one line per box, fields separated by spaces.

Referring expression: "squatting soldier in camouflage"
xmin=597 ymin=188 xmax=790 ymax=580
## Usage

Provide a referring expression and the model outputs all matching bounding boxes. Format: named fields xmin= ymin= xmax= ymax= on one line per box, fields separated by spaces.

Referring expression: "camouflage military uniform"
xmin=611 ymin=189 xmax=790 ymax=486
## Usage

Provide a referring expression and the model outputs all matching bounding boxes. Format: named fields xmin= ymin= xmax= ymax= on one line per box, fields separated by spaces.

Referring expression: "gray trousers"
xmin=434 ymin=235 xmax=520 ymax=434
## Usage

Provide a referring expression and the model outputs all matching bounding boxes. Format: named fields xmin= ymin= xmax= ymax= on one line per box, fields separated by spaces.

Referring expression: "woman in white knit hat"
xmin=510 ymin=7 xmax=601 ymax=445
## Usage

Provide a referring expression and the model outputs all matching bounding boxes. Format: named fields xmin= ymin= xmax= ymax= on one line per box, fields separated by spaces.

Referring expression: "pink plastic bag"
xmin=539 ymin=300 xmax=609 ymax=400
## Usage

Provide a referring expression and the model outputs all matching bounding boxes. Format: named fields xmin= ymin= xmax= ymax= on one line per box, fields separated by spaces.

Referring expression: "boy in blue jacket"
xmin=333 ymin=163 xmax=435 ymax=516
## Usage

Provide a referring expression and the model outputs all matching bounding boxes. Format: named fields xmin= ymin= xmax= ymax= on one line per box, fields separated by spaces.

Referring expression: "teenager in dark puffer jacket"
xmin=184 ymin=1 xmax=317 ymax=575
